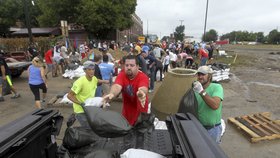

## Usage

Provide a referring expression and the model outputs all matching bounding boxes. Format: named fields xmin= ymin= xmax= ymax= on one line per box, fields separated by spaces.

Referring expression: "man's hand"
xmin=137 ymin=89 xmax=146 ymax=108
xmin=102 ymin=93 xmax=114 ymax=108
xmin=193 ymin=81 xmax=204 ymax=93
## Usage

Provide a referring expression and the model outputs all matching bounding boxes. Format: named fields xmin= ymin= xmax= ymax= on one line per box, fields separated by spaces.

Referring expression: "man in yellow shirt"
xmin=67 ymin=61 xmax=107 ymax=127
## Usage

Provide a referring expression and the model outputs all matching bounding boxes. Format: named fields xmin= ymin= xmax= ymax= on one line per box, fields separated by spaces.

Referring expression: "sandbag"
xmin=177 ymin=88 xmax=198 ymax=118
xmin=63 ymin=127 xmax=100 ymax=149
xmin=84 ymin=150 xmax=120 ymax=158
xmin=120 ymin=148 xmax=166 ymax=158
xmin=83 ymin=106 xmax=132 ymax=138
xmin=84 ymin=97 xmax=104 ymax=107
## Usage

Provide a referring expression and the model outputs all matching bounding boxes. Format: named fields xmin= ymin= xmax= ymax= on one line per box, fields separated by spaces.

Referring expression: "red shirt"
xmin=44 ymin=49 xmax=53 ymax=64
xmin=114 ymin=70 xmax=149 ymax=125
xmin=198 ymin=48 xmax=209 ymax=58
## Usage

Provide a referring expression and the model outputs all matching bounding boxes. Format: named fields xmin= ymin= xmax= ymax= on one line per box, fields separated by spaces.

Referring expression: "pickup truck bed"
xmin=7 ymin=61 xmax=32 ymax=78
xmin=0 ymin=109 xmax=227 ymax=158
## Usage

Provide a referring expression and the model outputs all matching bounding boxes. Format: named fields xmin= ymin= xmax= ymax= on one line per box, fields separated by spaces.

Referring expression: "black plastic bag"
xmin=84 ymin=150 xmax=120 ymax=158
xmin=83 ymin=106 xmax=132 ymax=138
xmin=63 ymin=127 xmax=100 ymax=149
xmin=133 ymin=112 xmax=155 ymax=133
xmin=177 ymin=88 xmax=198 ymax=118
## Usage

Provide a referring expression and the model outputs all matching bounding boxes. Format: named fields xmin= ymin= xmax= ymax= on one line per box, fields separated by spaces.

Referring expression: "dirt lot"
xmin=0 ymin=45 xmax=280 ymax=158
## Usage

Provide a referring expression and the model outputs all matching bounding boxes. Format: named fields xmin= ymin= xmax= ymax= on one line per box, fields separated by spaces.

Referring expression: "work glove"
xmin=137 ymin=89 xmax=146 ymax=108
xmin=80 ymin=102 xmax=85 ymax=107
xmin=192 ymin=81 xmax=204 ymax=94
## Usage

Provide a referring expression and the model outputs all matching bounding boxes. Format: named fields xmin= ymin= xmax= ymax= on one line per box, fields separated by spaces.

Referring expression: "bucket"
xmin=151 ymin=68 xmax=197 ymax=120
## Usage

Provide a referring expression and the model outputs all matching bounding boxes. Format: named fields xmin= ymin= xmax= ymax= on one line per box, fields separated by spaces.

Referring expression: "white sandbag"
xmin=153 ymin=118 xmax=167 ymax=130
xmin=60 ymin=93 xmax=73 ymax=104
xmin=121 ymin=148 xmax=166 ymax=158
xmin=84 ymin=97 xmax=107 ymax=107
xmin=221 ymin=119 xmax=226 ymax=136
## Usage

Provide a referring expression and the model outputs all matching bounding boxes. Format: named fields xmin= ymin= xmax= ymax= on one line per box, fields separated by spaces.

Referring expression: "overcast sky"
xmin=136 ymin=0 xmax=280 ymax=40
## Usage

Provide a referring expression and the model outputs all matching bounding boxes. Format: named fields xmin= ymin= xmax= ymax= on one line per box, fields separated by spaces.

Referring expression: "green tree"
xmin=0 ymin=0 xmax=23 ymax=35
xmin=0 ymin=0 xmax=41 ymax=36
xmin=254 ymin=32 xmax=264 ymax=43
xmin=36 ymin=0 xmax=80 ymax=26
xmin=267 ymin=29 xmax=280 ymax=44
xmin=77 ymin=0 xmax=136 ymax=39
xmin=174 ymin=25 xmax=185 ymax=42
xmin=202 ymin=29 xmax=218 ymax=42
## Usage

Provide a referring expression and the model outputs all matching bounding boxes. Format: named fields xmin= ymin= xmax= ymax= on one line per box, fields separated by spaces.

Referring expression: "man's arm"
xmin=137 ymin=86 xmax=148 ymax=107
xmin=67 ymin=90 xmax=83 ymax=105
xmin=200 ymin=92 xmax=221 ymax=110
xmin=103 ymin=84 xmax=122 ymax=102
xmin=98 ymin=79 xmax=109 ymax=84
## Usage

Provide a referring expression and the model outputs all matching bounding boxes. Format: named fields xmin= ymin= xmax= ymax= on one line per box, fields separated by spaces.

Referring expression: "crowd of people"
xmin=0 ymin=39 xmax=223 ymax=144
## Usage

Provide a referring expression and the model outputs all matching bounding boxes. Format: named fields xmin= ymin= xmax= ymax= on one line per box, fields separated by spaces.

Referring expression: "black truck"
xmin=0 ymin=108 xmax=227 ymax=158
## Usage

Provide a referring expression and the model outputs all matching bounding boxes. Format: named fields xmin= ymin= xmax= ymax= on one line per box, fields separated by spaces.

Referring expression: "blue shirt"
xmin=28 ymin=65 xmax=44 ymax=85
xmin=99 ymin=62 xmax=114 ymax=80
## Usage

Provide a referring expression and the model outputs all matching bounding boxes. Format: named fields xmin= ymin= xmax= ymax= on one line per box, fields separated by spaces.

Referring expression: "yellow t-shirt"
xmin=71 ymin=76 xmax=98 ymax=113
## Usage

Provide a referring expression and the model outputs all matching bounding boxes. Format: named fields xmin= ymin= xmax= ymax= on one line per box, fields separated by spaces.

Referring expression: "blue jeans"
xmin=76 ymin=113 xmax=90 ymax=129
xmin=200 ymin=57 xmax=208 ymax=66
xmin=149 ymin=66 xmax=156 ymax=90
xmin=95 ymin=85 xmax=102 ymax=97
xmin=207 ymin=124 xmax=222 ymax=144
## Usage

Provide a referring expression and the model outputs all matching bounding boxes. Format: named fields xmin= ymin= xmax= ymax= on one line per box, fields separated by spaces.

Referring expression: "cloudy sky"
xmin=136 ymin=0 xmax=280 ymax=40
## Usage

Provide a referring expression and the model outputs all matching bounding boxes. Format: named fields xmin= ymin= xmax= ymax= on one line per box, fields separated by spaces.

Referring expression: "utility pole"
xmin=24 ymin=0 xmax=33 ymax=44
xmin=203 ymin=0 xmax=209 ymax=41
xmin=147 ymin=20 xmax=149 ymax=35
xmin=179 ymin=20 xmax=184 ymax=26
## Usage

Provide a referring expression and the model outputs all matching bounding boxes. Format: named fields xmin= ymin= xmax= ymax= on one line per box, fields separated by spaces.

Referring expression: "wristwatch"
xmin=201 ymin=91 xmax=207 ymax=96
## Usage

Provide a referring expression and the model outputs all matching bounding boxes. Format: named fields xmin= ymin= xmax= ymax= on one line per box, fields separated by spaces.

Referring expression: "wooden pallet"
xmin=47 ymin=95 xmax=72 ymax=108
xmin=228 ymin=112 xmax=280 ymax=143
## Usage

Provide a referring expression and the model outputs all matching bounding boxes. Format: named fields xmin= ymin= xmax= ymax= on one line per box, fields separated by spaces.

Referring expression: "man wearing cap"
xmin=103 ymin=55 xmax=149 ymax=126
xmin=67 ymin=60 xmax=108 ymax=127
xmin=192 ymin=65 xmax=224 ymax=143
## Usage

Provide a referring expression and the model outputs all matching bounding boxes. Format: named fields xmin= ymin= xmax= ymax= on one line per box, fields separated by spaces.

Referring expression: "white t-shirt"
xmin=163 ymin=55 xmax=170 ymax=65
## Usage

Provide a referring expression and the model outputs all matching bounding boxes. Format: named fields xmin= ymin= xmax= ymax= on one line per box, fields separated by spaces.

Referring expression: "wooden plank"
xmin=241 ymin=116 xmax=271 ymax=136
xmin=235 ymin=117 xmax=265 ymax=137
xmin=259 ymin=114 xmax=280 ymax=129
xmin=53 ymin=98 xmax=63 ymax=106
xmin=47 ymin=96 xmax=58 ymax=105
xmin=253 ymin=114 xmax=280 ymax=133
xmin=248 ymin=115 xmax=279 ymax=134
xmin=260 ymin=112 xmax=271 ymax=118
xmin=228 ymin=117 xmax=260 ymax=138
xmin=229 ymin=112 xmax=280 ymax=143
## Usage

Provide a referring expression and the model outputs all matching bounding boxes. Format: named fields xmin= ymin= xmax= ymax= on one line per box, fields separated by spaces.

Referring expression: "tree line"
xmin=172 ymin=24 xmax=280 ymax=44
xmin=202 ymin=29 xmax=280 ymax=44
xmin=0 ymin=0 xmax=137 ymax=39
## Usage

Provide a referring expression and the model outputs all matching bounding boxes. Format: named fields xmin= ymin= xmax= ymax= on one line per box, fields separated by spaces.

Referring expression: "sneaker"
xmin=0 ymin=96 xmax=4 ymax=102
xmin=11 ymin=94 xmax=20 ymax=99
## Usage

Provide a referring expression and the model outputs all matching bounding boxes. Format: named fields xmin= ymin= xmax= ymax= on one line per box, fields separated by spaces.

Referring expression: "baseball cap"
xmin=83 ymin=61 xmax=95 ymax=69
xmin=197 ymin=66 xmax=213 ymax=74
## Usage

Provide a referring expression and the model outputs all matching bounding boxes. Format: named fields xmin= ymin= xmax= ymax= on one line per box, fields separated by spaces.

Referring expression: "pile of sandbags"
xmin=211 ymin=63 xmax=230 ymax=82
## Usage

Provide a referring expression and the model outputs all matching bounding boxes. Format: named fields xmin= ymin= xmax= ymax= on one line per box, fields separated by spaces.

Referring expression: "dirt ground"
xmin=0 ymin=45 xmax=280 ymax=158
